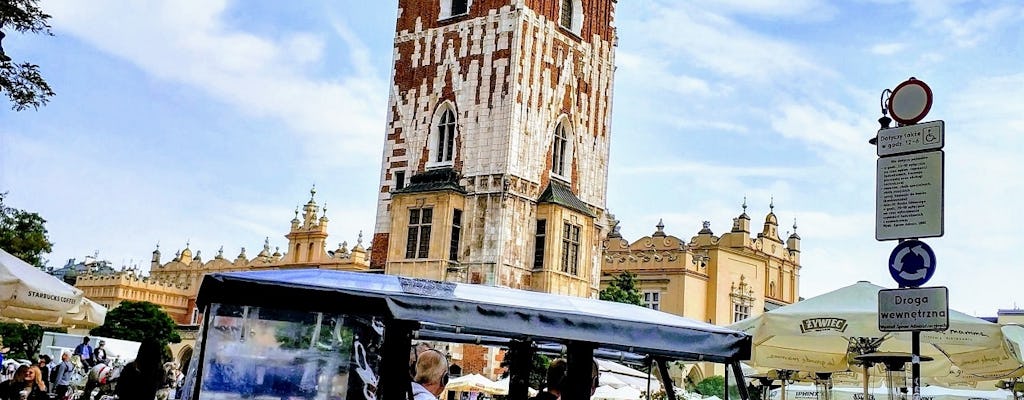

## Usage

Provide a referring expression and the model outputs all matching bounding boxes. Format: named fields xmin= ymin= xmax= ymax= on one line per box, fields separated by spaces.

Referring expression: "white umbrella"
xmin=0 ymin=248 xmax=106 ymax=327
xmin=493 ymin=377 xmax=538 ymax=397
xmin=730 ymin=281 xmax=1024 ymax=390
xmin=447 ymin=374 xmax=505 ymax=395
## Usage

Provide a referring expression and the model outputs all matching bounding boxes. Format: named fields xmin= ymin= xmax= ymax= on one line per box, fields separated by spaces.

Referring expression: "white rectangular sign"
xmin=876 ymin=151 xmax=944 ymax=241
xmin=878 ymin=286 xmax=949 ymax=332
xmin=876 ymin=120 xmax=944 ymax=157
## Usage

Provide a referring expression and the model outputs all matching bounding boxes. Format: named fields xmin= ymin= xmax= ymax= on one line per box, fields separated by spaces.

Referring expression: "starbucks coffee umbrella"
xmin=0 ymin=248 xmax=106 ymax=328
xmin=729 ymin=281 xmax=1024 ymax=397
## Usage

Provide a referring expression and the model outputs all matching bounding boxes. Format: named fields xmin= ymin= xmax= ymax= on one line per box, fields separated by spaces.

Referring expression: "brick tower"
xmin=371 ymin=0 xmax=618 ymax=298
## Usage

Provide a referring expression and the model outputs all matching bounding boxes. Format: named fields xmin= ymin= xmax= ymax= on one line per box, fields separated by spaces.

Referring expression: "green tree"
xmin=499 ymin=346 xmax=549 ymax=391
xmin=0 ymin=192 xmax=54 ymax=268
xmin=0 ymin=0 xmax=55 ymax=110
xmin=694 ymin=376 xmax=740 ymax=399
xmin=90 ymin=301 xmax=182 ymax=345
xmin=0 ymin=322 xmax=64 ymax=360
xmin=599 ymin=271 xmax=644 ymax=306
xmin=695 ymin=376 xmax=725 ymax=398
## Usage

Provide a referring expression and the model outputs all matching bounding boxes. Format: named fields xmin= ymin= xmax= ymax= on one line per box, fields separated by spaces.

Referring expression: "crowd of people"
xmin=0 ymin=336 xmax=183 ymax=400
xmin=409 ymin=342 xmax=601 ymax=400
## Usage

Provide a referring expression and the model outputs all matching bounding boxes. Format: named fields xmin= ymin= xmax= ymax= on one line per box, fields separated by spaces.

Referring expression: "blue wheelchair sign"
xmin=889 ymin=240 xmax=936 ymax=287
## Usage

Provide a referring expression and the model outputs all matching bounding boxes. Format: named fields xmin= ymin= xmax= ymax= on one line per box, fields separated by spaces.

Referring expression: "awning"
xmin=197 ymin=269 xmax=751 ymax=363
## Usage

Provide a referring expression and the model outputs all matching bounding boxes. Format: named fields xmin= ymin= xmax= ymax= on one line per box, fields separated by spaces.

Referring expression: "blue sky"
xmin=2 ymin=0 xmax=1021 ymax=315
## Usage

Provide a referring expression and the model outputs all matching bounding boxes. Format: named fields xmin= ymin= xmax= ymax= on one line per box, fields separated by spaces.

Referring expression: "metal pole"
xmin=911 ymin=331 xmax=921 ymax=400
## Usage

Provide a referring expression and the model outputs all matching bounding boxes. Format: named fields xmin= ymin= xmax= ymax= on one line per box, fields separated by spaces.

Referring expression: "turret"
xmin=760 ymin=198 xmax=781 ymax=243
xmin=787 ymin=218 xmax=801 ymax=261
xmin=151 ymin=243 xmax=161 ymax=270
xmin=731 ymin=197 xmax=751 ymax=234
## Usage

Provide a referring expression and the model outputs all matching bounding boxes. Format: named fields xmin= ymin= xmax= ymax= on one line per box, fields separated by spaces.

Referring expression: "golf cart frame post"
xmin=182 ymin=269 xmax=752 ymax=400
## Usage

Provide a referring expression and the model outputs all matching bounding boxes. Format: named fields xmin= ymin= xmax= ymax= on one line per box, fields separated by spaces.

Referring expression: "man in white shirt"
xmin=411 ymin=349 xmax=449 ymax=400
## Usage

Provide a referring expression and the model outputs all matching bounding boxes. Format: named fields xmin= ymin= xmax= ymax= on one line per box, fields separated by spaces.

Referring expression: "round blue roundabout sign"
xmin=888 ymin=240 xmax=936 ymax=287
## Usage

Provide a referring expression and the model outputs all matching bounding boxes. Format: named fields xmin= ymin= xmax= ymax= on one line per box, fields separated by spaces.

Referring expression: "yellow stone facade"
xmin=602 ymin=202 xmax=801 ymax=324
xmin=601 ymin=201 xmax=802 ymax=384
xmin=75 ymin=188 xmax=369 ymax=325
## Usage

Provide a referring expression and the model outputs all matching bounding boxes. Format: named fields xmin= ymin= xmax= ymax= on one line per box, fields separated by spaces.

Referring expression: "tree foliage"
xmin=0 ymin=0 xmax=55 ymax=110
xmin=695 ymin=376 xmax=725 ymax=398
xmin=0 ymin=192 xmax=53 ymax=268
xmin=499 ymin=346 xmax=550 ymax=391
xmin=90 ymin=301 xmax=182 ymax=345
xmin=0 ymin=322 xmax=65 ymax=360
xmin=599 ymin=271 xmax=644 ymax=306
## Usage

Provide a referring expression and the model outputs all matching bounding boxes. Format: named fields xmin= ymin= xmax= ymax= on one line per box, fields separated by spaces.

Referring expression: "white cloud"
xmin=625 ymin=4 xmax=830 ymax=83
xmin=870 ymin=43 xmax=906 ymax=55
xmin=45 ymin=0 xmax=386 ymax=168
xmin=687 ymin=0 xmax=837 ymax=20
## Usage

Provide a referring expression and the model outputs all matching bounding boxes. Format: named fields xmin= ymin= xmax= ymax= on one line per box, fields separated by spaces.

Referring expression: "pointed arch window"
xmin=552 ymin=121 xmax=571 ymax=178
xmin=434 ymin=107 xmax=457 ymax=164
xmin=553 ymin=123 xmax=567 ymax=175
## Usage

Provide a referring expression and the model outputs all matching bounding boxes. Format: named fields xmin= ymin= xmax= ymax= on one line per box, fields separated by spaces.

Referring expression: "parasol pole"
xmin=863 ymin=364 xmax=869 ymax=400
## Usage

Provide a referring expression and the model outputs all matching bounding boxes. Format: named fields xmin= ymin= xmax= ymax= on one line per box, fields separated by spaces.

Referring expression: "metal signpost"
xmin=873 ymin=77 xmax=948 ymax=400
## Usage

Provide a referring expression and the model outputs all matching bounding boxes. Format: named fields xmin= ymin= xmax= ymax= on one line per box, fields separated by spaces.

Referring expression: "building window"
xmin=405 ymin=208 xmax=433 ymax=259
xmin=643 ymin=291 xmax=661 ymax=311
xmin=450 ymin=209 xmax=462 ymax=261
xmin=191 ymin=308 xmax=199 ymax=325
xmin=730 ymin=276 xmax=755 ymax=323
xmin=533 ymin=220 xmax=547 ymax=269
xmin=451 ymin=0 xmax=468 ymax=15
xmin=552 ymin=122 xmax=568 ymax=176
xmin=560 ymin=222 xmax=580 ymax=275
xmin=560 ymin=0 xmax=573 ymax=29
xmin=395 ymin=170 xmax=406 ymax=190
xmin=436 ymin=108 xmax=456 ymax=163
xmin=733 ymin=303 xmax=751 ymax=323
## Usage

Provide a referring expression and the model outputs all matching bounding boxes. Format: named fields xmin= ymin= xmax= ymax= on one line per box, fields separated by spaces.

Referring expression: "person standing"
xmin=53 ymin=352 xmax=75 ymax=400
xmin=35 ymin=356 xmax=51 ymax=394
xmin=115 ymin=338 xmax=167 ymax=400
xmin=74 ymin=337 xmax=94 ymax=368
xmin=411 ymin=349 xmax=449 ymax=400
xmin=0 ymin=365 xmax=49 ymax=400
xmin=90 ymin=341 xmax=108 ymax=367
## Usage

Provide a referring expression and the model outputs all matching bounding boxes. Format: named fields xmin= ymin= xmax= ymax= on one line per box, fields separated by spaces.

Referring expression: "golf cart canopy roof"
xmin=196 ymin=269 xmax=750 ymax=363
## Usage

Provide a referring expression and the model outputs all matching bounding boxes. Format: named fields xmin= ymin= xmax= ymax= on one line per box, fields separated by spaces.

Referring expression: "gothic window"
xmin=560 ymin=0 xmax=573 ymax=29
xmin=433 ymin=106 xmax=457 ymax=165
xmin=533 ymin=220 xmax=547 ymax=269
xmin=643 ymin=291 xmax=661 ymax=311
xmin=552 ymin=122 xmax=568 ymax=176
xmin=450 ymin=209 xmax=462 ymax=261
xmin=560 ymin=222 xmax=580 ymax=275
xmin=405 ymin=208 xmax=433 ymax=259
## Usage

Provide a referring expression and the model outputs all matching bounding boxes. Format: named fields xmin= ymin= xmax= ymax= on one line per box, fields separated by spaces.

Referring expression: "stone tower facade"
xmin=371 ymin=0 xmax=618 ymax=297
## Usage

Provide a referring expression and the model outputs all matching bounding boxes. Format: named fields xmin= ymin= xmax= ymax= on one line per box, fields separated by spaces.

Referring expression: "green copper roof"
xmin=538 ymin=180 xmax=596 ymax=217
xmin=394 ymin=168 xmax=466 ymax=194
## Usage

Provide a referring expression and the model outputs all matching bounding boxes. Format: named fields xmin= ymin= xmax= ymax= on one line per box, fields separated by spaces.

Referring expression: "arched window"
xmin=553 ymin=123 xmax=567 ymax=175
xmin=431 ymin=104 xmax=457 ymax=166
xmin=551 ymin=120 xmax=572 ymax=179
